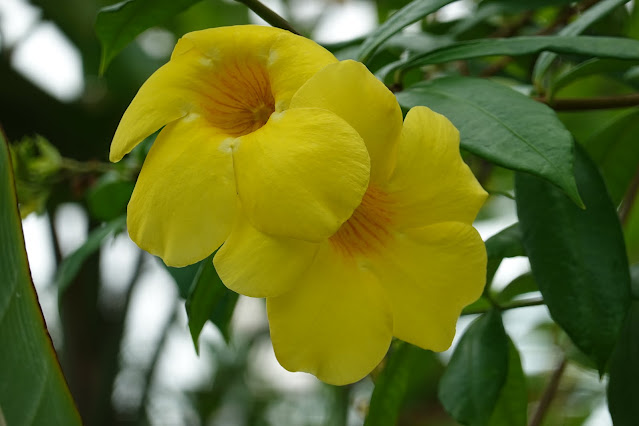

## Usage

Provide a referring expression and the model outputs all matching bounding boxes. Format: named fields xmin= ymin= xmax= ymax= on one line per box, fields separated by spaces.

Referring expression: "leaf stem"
xmin=535 ymin=93 xmax=639 ymax=111
xmin=234 ymin=0 xmax=300 ymax=35
xmin=462 ymin=297 xmax=545 ymax=315
xmin=60 ymin=157 xmax=113 ymax=174
xmin=620 ymin=163 xmax=639 ymax=225
xmin=529 ymin=356 xmax=568 ymax=426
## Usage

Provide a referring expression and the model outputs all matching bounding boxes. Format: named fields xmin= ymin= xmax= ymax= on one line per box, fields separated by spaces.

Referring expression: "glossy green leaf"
xmin=86 ymin=173 xmax=134 ymax=222
xmin=533 ymin=0 xmax=631 ymax=84
xmin=397 ymin=77 xmax=582 ymax=206
xmin=96 ymin=0 xmax=202 ymax=74
xmin=582 ymin=108 xmax=639 ymax=205
xmin=439 ymin=310 xmax=509 ymax=426
xmin=364 ymin=341 xmax=438 ymax=426
xmin=357 ymin=0 xmax=456 ymax=63
xmin=449 ymin=0 xmax=565 ymax=36
xmin=0 ymin=131 xmax=81 ymax=425
xmin=496 ymin=273 xmax=538 ymax=304
xmin=607 ymin=300 xmax=639 ymax=425
xmin=396 ymin=35 xmax=639 ymax=75
xmin=185 ymin=254 xmax=239 ymax=350
xmin=165 ymin=260 xmax=202 ymax=299
xmin=485 ymin=223 xmax=525 ymax=286
xmin=55 ymin=216 xmax=126 ymax=294
xmin=488 ymin=339 xmax=527 ymax=426
xmin=515 ymin=146 xmax=631 ymax=371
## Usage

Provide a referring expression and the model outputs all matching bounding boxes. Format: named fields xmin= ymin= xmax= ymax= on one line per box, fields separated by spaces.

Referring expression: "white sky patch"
xmin=11 ymin=21 xmax=84 ymax=101
xmin=437 ymin=0 xmax=472 ymax=22
xmin=0 ymin=0 xmax=40 ymax=47
xmin=313 ymin=1 xmax=376 ymax=44
xmin=137 ymin=28 xmax=176 ymax=60
xmin=53 ymin=203 xmax=88 ymax=257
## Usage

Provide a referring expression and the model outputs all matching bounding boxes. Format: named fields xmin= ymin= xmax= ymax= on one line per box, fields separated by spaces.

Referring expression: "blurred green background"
xmin=2 ymin=0 xmax=633 ymax=424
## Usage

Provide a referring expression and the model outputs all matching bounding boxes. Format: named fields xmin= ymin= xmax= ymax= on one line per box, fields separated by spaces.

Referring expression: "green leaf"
xmin=533 ymin=0 xmax=631 ymax=84
xmin=515 ymin=146 xmax=632 ymax=372
xmin=55 ymin=216 xmax=127 ymax=294
xmin=439 ymin=310 xmax=509 ymax=426
xmin=397 ymin=77 xmax=582 ymax=206
xmin=357 ymin=0 xmax=456 ymax=63
xmin=496 ymin=273 xmax=538 ymax=304
xmin=0 ymin=131 xmax=81 ymax=425
xmin=185 ymin=254 xmax=239 ymax=350
xmin=364 ymin=341 xmax=438 ymax=426
xmin=582 ymin=108 xmax=639 ymax=205
xmin=86 ymin=173 xmax=134 ymax=222
xmin=396 ymin=35 xmax=639 ymax=74
xmin=552 ymin=58 xmax=639 ymax=96
xmin=607 ymin=300 xmax=639 ymax=425
xmin=485 ymin=223 xmax=525 ymax=286
xmin=487 ymin=339 xmax=527 ymax=426
xmin=95 ymin=0 xmax=202 ymax=74
xmin=165 ymin=260 xmax=202 ymax=299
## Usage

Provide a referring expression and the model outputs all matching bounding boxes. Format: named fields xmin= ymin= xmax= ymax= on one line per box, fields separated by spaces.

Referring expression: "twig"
xmin=535 ymin=93 xmax=639 ymax=110
xmin=529 ymin=356 xmax=568 ymax=426
xmin=234 ymin=0 xmax=300 ymax=35
xmin=136 ymin=300 xmax=180 ymax=423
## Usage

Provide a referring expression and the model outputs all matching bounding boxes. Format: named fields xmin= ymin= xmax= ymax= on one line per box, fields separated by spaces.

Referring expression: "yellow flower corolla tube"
xmin=214 ymin=61 xmax=488 ymax=385
xmin=110 ymin=26 xmax=371 ymax=266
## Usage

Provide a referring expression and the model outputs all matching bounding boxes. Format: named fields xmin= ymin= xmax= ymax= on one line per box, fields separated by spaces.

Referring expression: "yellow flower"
xmin=214 ymin=61 xmax=488 ymax=385
xmin=110 ymin=26 xmax=372 ymax=266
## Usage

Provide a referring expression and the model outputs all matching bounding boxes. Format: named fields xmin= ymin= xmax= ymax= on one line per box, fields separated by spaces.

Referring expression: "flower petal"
xmin=110 ymin=51 xmax=204 ymax=162
xmin=386 ymin=107 xmax=487 ymax=229
xmin=267 ymin=244 xmax=393 ymax=385
xmin=233 ymin=108 xmax=370 ymax=242
xmin=214 ymin=210 xmax=319 ymax=298
xmin=112 ymin=26 xmax=336 ymax=162
xmin=373 ymin=222 xmax=486 ymax=351
xmin=289 ymin=60 xmax=403 ymax=182
xmin=175 ymin=25 xmax=337 ymax=111
xmin=127 ymin=115 xmax=237 ymax=267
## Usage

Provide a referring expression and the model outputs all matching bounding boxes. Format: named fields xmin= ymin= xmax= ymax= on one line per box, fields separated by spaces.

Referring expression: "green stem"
xmin=234 ymin=0 xmax=300 ymax=35
xmin=462 ymin=297 xmax=545 ymax=316
xmin=60 ymin=157 xmax=113 ymax=174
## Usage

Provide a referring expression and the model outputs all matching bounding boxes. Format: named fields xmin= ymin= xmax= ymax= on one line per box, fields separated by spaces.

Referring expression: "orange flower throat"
xmin=330 ymin=186 xmax=395 ymax=258
xmin=203 ymin=61 xmax=275 ymax=137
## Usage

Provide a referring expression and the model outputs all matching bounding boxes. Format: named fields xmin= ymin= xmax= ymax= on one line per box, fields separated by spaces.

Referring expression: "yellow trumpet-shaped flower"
xmin=110 ymin=26 xmax=373 ymax=266
xmin=214 ymin=61 xmax=488 ymax=385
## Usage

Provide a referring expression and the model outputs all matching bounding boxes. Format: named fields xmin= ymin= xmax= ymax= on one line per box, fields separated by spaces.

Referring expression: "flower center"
xmin=203 ymin=61 xmax=275 ymax=137
xmin=329 ymin=186 xmax=395 ymax=258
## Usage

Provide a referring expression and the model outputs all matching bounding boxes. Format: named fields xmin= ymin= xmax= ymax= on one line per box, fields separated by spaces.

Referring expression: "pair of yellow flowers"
xmin=111 ymin=25 xmax=487 ymax=385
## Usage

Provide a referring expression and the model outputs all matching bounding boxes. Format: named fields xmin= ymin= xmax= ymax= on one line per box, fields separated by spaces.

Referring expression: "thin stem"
xmin=529 ymin=356 xmax=568 ymax=426
xmin=535 ymin=93 xmax=639 ymax=111
xmin=60 ymin=157 xmax=113 ymax=174
xmin=234 ymin=0 xmax=300 ymax=35
xmin=620 ymin=163 xmax=639 ymax=225
xmin=462 ymin=297 xmax=545 ymax=316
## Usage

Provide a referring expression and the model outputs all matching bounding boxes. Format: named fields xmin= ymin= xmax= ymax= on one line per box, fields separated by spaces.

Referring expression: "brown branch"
xmin=529 ymin=357 xmax=568 ymax=426
xmin=535 ymin=93 xmax=639 ymax=110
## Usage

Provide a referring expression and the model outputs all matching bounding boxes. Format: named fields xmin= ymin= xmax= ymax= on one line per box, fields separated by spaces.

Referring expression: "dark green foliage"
xmin=516 ymin=146 xmax=631 ymax=372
